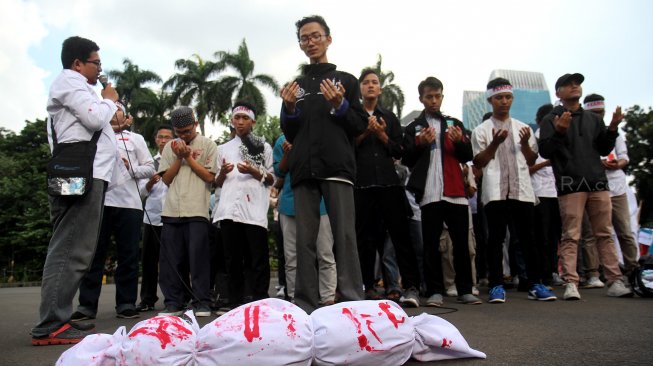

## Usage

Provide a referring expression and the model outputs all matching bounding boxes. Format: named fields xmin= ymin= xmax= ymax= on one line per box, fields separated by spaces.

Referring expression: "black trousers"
xmin=355 ymin=186 xmax=421 ymax=291
xmin=485 ymin=200 xmax=544 ymax=289
xmin=421 ymin=201 xmax=474 ymax=296
xmin=159 ymin=220 xmax=210 ymax=308
xmin=139 ymin=224 xmax=161 ymax=306
xmin=534 ymin=197 xmax=561 ymax=281
xmin=220 ymin=220 xmax=270 ymax=305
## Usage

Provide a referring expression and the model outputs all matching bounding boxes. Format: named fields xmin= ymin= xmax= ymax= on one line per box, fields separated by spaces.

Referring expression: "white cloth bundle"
xmin=56 ymin=299 xmax=485 ymax=365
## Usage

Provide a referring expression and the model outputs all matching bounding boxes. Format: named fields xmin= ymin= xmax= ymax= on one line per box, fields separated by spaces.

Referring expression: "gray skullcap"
xmin=170 ymin=106 xmax=196 ymax=128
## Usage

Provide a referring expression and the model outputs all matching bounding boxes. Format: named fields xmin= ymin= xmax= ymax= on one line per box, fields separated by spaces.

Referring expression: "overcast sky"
xmin=1 ymin=0 xmax=652 ymax=138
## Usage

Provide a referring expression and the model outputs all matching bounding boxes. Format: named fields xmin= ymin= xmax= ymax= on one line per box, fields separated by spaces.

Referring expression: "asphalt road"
xmin=3 ymin=282 xmax=651 ymax=366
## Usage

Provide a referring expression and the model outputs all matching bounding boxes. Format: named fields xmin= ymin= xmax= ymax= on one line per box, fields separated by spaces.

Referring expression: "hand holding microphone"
xmin=98 ymin=75 xmax=119 ymax=102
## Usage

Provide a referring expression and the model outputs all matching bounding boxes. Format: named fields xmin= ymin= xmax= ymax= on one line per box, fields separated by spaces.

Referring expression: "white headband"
xmin=584 ymin=100 xmax=605 ymax=110
xmin=486 ymin=85 xmax=513 ymax=98
xmin=232 ymin=106 xmax=256 ymax=120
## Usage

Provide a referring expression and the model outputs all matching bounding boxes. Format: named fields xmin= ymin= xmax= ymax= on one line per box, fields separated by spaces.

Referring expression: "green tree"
xmin=107 ymin=58 xmax=162 ymax=110
xmin=164 ymin=54 xmax=226 ymax=135
xmin=215 ymin=39 xmax=280 ymax=117
xmin=130 ymin=89 xmax=174 ymax=147
xmin=0 ymin=119 xmax=51 ymax=277
xmin=361 ymin=54 xmax=405 ymax=119
xmin=623 ymin=105 xmax=653 ymax=202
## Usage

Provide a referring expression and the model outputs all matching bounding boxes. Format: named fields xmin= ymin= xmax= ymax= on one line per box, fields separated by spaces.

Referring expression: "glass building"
xmin=463 ymin=70 xmax=551 ymax=130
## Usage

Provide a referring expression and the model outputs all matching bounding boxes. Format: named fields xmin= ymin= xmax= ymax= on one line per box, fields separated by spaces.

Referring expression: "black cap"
xmin=555 ymin=73 xmax=584 ymax=90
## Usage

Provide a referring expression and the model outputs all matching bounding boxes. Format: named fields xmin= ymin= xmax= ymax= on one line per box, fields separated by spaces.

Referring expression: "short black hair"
xmin=583 ymin=93 xmax=605 ymax=104
xmin=61 ymin=36 xmax=99 ymax=69
xmin=486 ymin=77 xmax=512 ymax=91
xmin=233 ymin=100 xmax=258 ymax=117
xmin=157 ymin=124 xmax=174 ymax=133
xmin=418 ymin=77 xmax=444 ymax=97
xmin=535 ymin=103 xmax=554 ymax=124
xmin=295 ymin=15 xmax=330 ymax=40
xmin=358 ymin=68 xmax=379 ymax=83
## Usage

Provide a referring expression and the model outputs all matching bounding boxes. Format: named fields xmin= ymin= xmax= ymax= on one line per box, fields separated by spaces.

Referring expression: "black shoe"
xmin=158 ymin=305 xmax=184 ymax=316
xmin=116 ymin=308 xmax=140 ymax=319
xmin=70 ymin=311 xmax=95 ymax=322
xmin=136 ymin=303 xmax=155 ymax=312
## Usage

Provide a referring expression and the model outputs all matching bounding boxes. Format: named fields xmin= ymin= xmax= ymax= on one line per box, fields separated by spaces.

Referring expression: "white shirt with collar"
xmin=46 ymin=69 xmax=119 ymax=183
xmin=531 ymin=129 xmax=558 ymax=198
xmin=139 ymin=153 xmax=168 ymax=226
xmin=213 ymin=135 xmax=273 ymax=229
xmin=605 ymin=134 xmax=630 ymax=197
xmin=104 ymin=130 xmax=155 ymax=210
xmin=472 ymin=117 xmax=538 ymax=205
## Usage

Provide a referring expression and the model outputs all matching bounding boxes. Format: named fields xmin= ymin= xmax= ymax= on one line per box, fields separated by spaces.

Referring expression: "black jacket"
xmin=402 ymin=111 xmax=473 ymax=203
xmin=538 ymin=106 xmax=617 ymax=196
xmin=355 ymin=105 xmax=403 ymax=187
xmin=281 ymin=63 xmax=367 ymax=187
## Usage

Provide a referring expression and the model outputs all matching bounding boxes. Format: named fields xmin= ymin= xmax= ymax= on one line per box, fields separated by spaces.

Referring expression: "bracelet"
xmin=259 ymin=167 xmax=266 ymax=184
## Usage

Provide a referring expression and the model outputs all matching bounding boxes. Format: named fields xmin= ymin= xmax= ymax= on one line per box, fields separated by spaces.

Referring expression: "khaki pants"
xmin=558 ymin=191 xmax=622 ymax=284
xmin=611 ymin=193 xmax=639 ymax=274
xmin=440 ymin=227 xmax=477 ymax=289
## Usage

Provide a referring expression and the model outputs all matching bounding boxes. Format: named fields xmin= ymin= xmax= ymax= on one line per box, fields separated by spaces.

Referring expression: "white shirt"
xmin=472 ymin=117 xmax=537 ymax=205
xmin=105 ymin=131 xmax=155 ymax=210
xmin=46 ymin=69 xmax=119 ymax=182
xmin=214 ymin=136 xmax=273 ymax=229
xmin=421 ymin=115 xmax=468 ymax=207
xmin=531 ymin=129 xmax=558 ymax=198
xmin=139 ymin=153 xmax=168 ymax=226
xmin=605 ymin=134 xmax=629 ymax=197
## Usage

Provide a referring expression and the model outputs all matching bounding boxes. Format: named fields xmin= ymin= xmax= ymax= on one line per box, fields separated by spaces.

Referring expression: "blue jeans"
xmin=77 ymin=206 xmax=142 ymax=316
xmin=32 ymin=179 xmax=106 ymax=337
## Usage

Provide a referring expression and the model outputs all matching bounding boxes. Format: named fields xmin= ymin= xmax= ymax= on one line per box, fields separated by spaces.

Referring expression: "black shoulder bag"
xmin=46 ymin=117 xmax=101 ymax=196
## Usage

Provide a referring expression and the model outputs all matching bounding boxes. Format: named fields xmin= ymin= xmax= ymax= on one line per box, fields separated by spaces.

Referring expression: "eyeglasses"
xmin=299 ymin=32 xmax=326 ymax=45
xmin=84 ymin=59 xmax=102 ymax=67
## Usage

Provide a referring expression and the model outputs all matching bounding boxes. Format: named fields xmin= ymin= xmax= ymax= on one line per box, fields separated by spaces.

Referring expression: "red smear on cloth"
xmin=283 ymin=313 xmax=297 ymax=338
xmin=378 ymin=302 xmax=406 ymax=329
xmin=441 ymin=338 xmax=453 ymax=348
xmin=244 ymin=305 xmax=261 ymax=342
xmin=342 ymin=307 xmax=382 ymax=352
xmin=129 ymin=317 xmax=193 ymax=349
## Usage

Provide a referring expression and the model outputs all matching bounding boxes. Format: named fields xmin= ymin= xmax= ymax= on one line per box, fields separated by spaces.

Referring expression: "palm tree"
xmin=215 ymin=39 xmax=280 ymax=117
xmin=130 ymin=89 xmax=174 ymax=146
xmin=163 ymin=54 xmax=226 ymax=135
xmin=361 ymin=54 xmax=405 ymax=119
xmin=107 ymin=58 xmax=162 ymax=111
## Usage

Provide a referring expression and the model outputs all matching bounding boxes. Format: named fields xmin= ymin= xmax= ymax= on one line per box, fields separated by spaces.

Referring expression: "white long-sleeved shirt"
xmin=605 ymin=134 xmax=630 ymax=197
xmin=213 ymin=136 xmax=273 ymax=229
xmin=139 ymin=153 xmax=167 ymax=226
xmin=531 ymin=129 xmax=558 ymax=198
xmin=46 ymin=69 xmax=118 ymax=182
xmin=105 ymin=130 xmax=155 ymax=210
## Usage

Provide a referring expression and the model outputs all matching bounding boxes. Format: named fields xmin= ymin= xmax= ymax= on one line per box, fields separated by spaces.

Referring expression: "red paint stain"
xmin=243 ymin=305 xmax=261 ymax=342
xmin=441 ymin=338 xmax=453 ymax=348
xmin=283 ymin=313 xmax=297 ymax=338
xmin=128 ymin=317 xmax=193 ymax=349
xmin=342 ymin=307 xmax=382 ymax=352
xmin=378 ymin=302 xmax=406 ymax=329
xmin=365 ymin=319 xmax=382 ymax=343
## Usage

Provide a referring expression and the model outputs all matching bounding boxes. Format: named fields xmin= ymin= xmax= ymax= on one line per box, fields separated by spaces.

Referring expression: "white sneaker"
xmin=606 ymin=279 xmax=634 ymax=297
xmin=583 ymin=276 xmax=605 ymax=289
xmin=445 ymin=285 xmax=458 ymax=297
xmin=276 ymin=286 xmax=286 ymax=298
xmin=472 ymin=286 xmax=480 ymax=296
xmin=563 ymin=283 xmax=581 ymax=300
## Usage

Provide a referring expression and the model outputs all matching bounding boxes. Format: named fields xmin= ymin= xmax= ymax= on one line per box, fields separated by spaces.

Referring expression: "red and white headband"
xmin=486 ymin=84 xmax=513 ymax=98
xmin=232 ymin=106 xmax=256 ymax=120
xmin=584 ymin=100 xmax=605 ymax=110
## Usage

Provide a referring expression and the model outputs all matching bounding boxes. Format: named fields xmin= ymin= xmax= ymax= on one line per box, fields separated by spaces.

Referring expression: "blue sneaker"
xmin=528 ymin=284 xmax=557 ymax=301
xmin=488 ymin=285 xmax=506 ymax=303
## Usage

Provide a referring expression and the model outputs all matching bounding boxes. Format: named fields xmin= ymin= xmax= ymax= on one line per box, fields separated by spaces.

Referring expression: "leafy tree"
xmin=215 ymin=39 xmax=280 ymax=117
xmin=623 ymin=105 xmax=653 ymax=202
xmin=130 ymin=89 xmax=174 ymax=147
xmin=107 ymin=58 xmax=162 ymax=110
xmin=361 ymin=54 xmax=405 ymax=119
xmin=164 ymin=54 xmax=226 ymax=135
xmin=0 ymin=119 xmax=51 ymax=277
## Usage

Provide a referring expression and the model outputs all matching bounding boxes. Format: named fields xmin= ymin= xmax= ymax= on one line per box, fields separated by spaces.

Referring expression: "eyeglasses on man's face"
xmin=84 ymin=59 xmax=102 ymax=67
xmin=298 ymin=32 xmax=326 ymax=46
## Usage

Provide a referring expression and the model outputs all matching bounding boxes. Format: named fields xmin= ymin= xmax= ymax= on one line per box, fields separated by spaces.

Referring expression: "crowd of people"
xmin=31 ymin=15 xmax=646 ymax=346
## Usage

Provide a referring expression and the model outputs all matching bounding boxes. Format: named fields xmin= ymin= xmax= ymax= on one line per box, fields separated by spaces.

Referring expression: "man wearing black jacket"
xmin=539 ymin=73 xmax=632 ymax=300
xmin=280 ymin=15 xmax=367 ymax=313
xmin=354 ymin=69 xmax=422 ymax=307
xmin=402 ymin=77 xmax=481 ymax=306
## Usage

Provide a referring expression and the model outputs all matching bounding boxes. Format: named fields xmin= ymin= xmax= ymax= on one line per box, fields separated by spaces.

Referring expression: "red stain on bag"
xmin=283 ymin=313 xmax=297 ymax=338
xmin=244 ymin=305 xmax=261 ymax=342
xmin=378 ymin=302 xmax=406 ymax=329
xmin=128 ymin=316 xmax=193 ymax=349
xmin=441 ymin=338 xmax=453 ymax=348
xmin=342 ymin=308 xmax=381 ymax=352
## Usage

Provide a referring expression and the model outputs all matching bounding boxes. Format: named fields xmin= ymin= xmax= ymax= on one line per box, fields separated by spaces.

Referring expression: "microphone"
xmin=98 ymin=75 xmax=108 ymax=89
